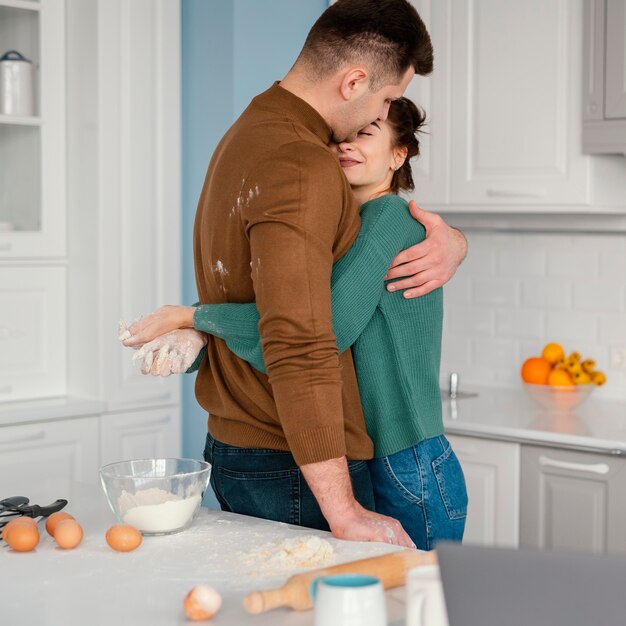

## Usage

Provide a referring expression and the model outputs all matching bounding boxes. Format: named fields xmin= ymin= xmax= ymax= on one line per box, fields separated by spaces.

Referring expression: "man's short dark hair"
xmin=298 ymin=0 xmax=433 ymax=90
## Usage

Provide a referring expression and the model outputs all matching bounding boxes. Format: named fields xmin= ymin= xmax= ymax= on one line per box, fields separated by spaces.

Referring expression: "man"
xmin=128 ymin=0 xmax=467 ymax=546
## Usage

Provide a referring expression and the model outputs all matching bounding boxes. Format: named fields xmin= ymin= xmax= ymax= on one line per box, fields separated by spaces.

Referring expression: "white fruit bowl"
xmin=100 ymin=458 xmax=211 ymax=535
xmin=523 ymin=383 xmax=594 ymax=412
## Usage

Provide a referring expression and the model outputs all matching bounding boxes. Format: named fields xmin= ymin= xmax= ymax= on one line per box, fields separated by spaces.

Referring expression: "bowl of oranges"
xmin=521 ymin=343 xmax=606 ymax=412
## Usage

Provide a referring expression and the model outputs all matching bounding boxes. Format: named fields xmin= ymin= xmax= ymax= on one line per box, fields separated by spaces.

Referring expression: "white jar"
xmin=0 ymin=50 xmax=35 ymax=117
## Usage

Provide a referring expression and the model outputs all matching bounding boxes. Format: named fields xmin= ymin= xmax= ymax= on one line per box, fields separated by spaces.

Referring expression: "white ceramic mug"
xmin=311 ymin=573 xmax=387 ymax=626
xmin=405 ymin=565 xmax=449 ymax=626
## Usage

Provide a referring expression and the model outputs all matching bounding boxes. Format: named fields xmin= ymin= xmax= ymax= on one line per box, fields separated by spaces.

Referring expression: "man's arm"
xmin=245 ymin=144 xmax=412 ymax=546
xmin=385 ymin=202 xmax=467 ymax=298
xmin=300 ymin=458 xmax=413 ymax=546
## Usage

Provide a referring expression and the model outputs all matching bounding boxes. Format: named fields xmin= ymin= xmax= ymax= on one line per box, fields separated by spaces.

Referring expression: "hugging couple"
xmin=120 ymin=0 xmax=468 ymax=551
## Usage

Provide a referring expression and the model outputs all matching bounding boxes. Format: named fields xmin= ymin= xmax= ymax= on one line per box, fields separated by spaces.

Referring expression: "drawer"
xmin=0 ymin=416 xmax=99 ymax=504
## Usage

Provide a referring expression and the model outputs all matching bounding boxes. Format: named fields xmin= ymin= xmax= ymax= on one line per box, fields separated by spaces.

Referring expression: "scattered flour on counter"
xmin=240 ymin=535 xmax=335 ymax=572
xmin=117 ymin=488 xmax=202 ymax=533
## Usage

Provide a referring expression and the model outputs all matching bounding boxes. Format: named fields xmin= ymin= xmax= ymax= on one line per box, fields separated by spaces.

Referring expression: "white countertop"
xmin=0 ymin=483 xmax=410 ymax=626
xmin=442 ymin=386 xmax=626 ymax=454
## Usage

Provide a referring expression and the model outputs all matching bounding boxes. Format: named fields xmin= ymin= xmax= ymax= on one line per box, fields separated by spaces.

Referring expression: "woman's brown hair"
xmin=387 ymin=97 xmax=427 ymax=194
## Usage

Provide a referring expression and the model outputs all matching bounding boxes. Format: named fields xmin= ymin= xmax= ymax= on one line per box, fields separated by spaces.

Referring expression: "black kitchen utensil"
xmin=0 ymin=496 xmax=29 ymax=511
xmin=0 ymin=498 xmax=68 ymax=533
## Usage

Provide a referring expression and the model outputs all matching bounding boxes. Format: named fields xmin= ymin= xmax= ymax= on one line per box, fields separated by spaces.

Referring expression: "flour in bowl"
xmin=117 ymin=487 xmax=201 ymax=533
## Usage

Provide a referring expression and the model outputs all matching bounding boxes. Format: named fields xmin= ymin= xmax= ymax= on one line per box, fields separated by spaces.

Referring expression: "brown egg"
xmin=105 ymin=524 xmax=142 ymax=552
xmin=54 ymin=519 xmax=83 ymax=549
xmin=2 ymin=516 xmax=37 ymax=542
xmin=6 ymin=523 xmax=39 ymax=552
xmin=45 ymin=511 xmax=74 ymax=537
xmin=183 ymin=585 xmax=222 ymax=621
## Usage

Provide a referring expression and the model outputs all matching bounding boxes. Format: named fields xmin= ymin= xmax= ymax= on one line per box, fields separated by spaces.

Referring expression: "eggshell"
xmin=183 ymin=585 xmax=222 ymax=621
xmin=105 ymin=524 xmax=142 ymax=552
xmin=6 ymin=523 xmax=39 ymax=552
xmin=45 ymin=511 xmax=74 ymax=537
xmin=54 ymin=519 xmax=83 ymax=549
xmin=2 ymin=516 xmax=37 ymax=542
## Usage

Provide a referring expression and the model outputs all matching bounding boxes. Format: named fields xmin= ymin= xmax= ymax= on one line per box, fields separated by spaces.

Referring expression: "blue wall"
xmin=181 ymin=1 xmax=327 ymax=505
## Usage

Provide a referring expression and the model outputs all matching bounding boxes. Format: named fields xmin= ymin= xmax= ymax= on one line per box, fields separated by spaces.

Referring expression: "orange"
xmin=541 ymin=343 xmax=565 ymax=365
xmin=547 ymin=368 xmax=574 ymax=387
xmin=521 ymin=357 xmax=552 ymax=385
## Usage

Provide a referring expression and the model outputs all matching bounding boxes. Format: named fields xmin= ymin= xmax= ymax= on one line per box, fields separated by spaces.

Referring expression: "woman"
xmin=122 ymin=98 xmax=467 ymax=550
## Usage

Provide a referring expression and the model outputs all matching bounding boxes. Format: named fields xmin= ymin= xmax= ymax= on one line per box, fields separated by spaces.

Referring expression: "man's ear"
xmin=338 ymin=68 xmax=369 ymax=101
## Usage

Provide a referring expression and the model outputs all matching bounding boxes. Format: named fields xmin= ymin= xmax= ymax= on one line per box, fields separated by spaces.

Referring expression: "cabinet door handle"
xmin=486 ymin=188 xmax=547 ymax=199
xmin=539 ymin=455 xmax=610 ymax=475
xmin=0 ymin=430 xmax=46 ymax=445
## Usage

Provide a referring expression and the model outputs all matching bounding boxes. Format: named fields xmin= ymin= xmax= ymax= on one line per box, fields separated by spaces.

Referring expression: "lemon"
xmin=581 ymin=359 xmax=596 ymax=373
xmin=566 ymin=361 xmax=583 ymax=375
xmin=568 ymin=351 xmax=582 ymax=363
xmin=591 ymin=371 xmax=607 ymax=386
xmin=573 ymin=371 xmax=592 ymax=385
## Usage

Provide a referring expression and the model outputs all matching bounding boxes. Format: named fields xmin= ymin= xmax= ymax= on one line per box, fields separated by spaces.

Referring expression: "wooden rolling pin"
xmin=243 ymin=548 xmax=437 ymax=614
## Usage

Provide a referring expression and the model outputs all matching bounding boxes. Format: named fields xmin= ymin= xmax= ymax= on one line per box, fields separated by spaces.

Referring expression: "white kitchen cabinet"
xmin=520 ymin=444 xmax=626 ymax=556
xmin=0 ymin=416 xmax=99 ymax=505
xmin=65 ymin=0 xmax=181 ymax=412
xmin=0 ymin=266 xmax=65 ymax=402
xmin=447 ymin=433 xmax=520 ymax=548
xmin=100 ymin=407 xmax=182 ymax=466
xmin=0 ymin=1 xmax=182 ymax=494
xmin=583 ymin=0 xmax=626 ymax=154
xmin=407 ymin=0 xmax=592 ymax=210
xmin=0 ymin=0 xmax=66 ymax=258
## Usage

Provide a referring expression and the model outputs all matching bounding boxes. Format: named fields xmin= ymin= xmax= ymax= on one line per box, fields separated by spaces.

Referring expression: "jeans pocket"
xmin=379 ymin=452 xmax=423 ymax=506
xmin=217 ymin=467 xmax=299 ymax=525
xmin=431 ymin=438 xmax=468 ymax=520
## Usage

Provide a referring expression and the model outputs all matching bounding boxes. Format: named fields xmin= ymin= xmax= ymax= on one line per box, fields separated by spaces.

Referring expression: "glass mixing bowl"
xmin=99 ymin=458 xmax=211 ymax=535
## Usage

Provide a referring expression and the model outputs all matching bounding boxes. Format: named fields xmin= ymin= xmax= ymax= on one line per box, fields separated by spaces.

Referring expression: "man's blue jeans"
xmin=203 ymin=433 xmax=376 ymax=531
xmin=368 ymin=435 xmax=468 ymax=550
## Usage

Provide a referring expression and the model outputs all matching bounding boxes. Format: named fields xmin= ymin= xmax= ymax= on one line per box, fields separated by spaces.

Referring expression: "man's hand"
xmin=119 ymin=305 xmax=196 ymax=348
xmin=385 ymin=201 xmax=468 ymax=299
xmin=132 ymin=329 xmax=207 ymax=376
xmin=300 ymin=457 xmax=414 ymax=548
xmin=329 ymin=502 xmax=415 ymax=547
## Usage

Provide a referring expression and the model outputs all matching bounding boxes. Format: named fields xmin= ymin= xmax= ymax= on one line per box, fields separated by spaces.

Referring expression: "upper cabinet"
xmin=407 ymin=0 xmax=626 ymax=213
xmin=0 ymin=0 xmax=65 ymax=257
xmin=583 ymin=0 xmax=626 ymax=154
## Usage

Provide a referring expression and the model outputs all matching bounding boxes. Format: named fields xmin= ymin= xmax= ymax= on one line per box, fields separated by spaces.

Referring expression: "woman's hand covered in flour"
xmin=133 ymin=329 xmax=207 ymax=376
xmin=119 ymin=306 xmax=196 ymax=348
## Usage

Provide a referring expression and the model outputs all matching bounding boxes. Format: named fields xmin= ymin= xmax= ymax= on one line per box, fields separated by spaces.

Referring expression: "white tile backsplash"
xmin=441 ymin=231 xmax=626 ymax=400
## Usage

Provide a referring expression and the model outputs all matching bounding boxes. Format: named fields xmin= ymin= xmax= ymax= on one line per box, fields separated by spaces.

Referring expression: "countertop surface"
xmin=0 ymin=484 xmax=410 ymax=626
xmin=442 ymin=385 xmax=626 ymax=454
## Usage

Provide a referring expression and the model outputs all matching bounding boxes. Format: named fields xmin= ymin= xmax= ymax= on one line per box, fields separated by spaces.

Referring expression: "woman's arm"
xmin=121 ymin=197 xmax=425 ymax=375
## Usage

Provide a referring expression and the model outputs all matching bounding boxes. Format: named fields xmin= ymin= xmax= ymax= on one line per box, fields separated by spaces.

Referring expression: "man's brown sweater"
xmin=193 ymin=83 xmax=374 ymax=465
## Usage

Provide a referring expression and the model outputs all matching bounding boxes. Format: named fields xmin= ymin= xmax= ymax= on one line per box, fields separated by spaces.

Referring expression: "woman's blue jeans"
xmin=368 ymin=435 xmax=468 ymax=550
xmin=203 ymin=433 xmax=375 ymax=531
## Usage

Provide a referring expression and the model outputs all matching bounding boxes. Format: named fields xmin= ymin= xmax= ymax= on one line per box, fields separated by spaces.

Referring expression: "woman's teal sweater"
xmin=190 ymin=194 xmax=444 ymax=458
